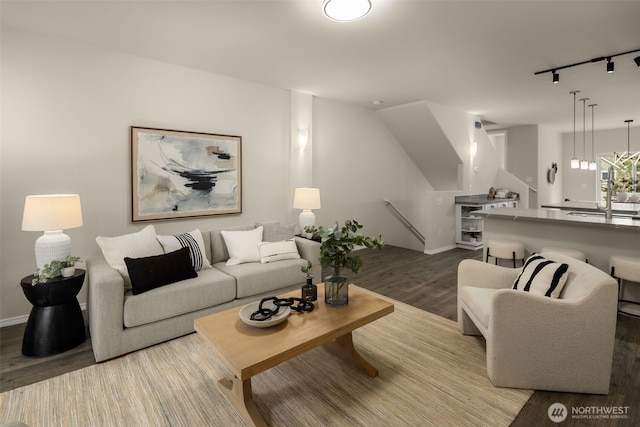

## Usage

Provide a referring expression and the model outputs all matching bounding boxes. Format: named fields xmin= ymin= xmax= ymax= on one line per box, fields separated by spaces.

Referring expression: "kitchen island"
xmin=477 ymin=207 xmax=640 ymax=273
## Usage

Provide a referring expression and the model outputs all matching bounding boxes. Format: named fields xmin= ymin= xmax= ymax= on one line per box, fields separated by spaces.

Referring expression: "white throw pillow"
xmin=512 ymin=254 xmax=569 ymax=298
xmin=258 ymin=239 xmax=301 ymax=263
xmin=221 ymin=226 xmax=263 ymax=266
xmin=95 ymin=225 xmax=164 ymax=288
xmin=156 ymin=229 xmax=212 ymax=271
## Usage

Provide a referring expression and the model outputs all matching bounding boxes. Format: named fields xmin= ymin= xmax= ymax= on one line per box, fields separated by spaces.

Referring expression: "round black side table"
xmin=20 ymin=269 xmax=86 ymax=357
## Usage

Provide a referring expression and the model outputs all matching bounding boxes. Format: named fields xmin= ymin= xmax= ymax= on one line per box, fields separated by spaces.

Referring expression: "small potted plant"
xmin=61 ymin=255 xmax=81 ymax=277
xmin=317 ymin=219 xmax=384 ymax=306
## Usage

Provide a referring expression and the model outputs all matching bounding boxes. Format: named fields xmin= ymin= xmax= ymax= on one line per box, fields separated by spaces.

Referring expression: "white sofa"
xmin=457 ymin=252 xmax=618 ymax=394
xmin=87 ymin=224 xmax=320 ymax=362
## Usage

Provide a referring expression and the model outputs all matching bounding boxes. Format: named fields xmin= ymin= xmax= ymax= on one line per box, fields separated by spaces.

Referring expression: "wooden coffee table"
xmin=194 ymin=284 xmax=394 ymax=426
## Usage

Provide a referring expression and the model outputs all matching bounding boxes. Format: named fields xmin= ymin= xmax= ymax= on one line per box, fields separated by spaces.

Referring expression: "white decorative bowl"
xmin=239 ymin=300 xmax=290 ymax=328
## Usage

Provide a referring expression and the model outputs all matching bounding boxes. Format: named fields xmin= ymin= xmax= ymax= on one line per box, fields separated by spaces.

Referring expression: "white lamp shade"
xmin=22 ymin=194 xmax=83 ymax=269
xmin=22 ymin=194 xmax=83 ymax=231
xmin=570 ymin=158 xmax=580 ymax=169
xmin=293 ymin=188 xmax=321 ymax=210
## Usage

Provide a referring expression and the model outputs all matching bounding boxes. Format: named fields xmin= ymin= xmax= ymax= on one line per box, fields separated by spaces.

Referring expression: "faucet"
xmin=596 ymin=165 xmax=614 ymax=219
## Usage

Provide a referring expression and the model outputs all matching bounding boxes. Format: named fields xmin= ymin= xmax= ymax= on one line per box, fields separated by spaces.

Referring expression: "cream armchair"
xmin=457 ymin=252 xmax=618 ymax=394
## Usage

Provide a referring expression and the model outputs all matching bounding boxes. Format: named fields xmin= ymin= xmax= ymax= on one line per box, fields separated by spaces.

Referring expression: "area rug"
xmin=0 ymin=293 xmax=532 ymax=426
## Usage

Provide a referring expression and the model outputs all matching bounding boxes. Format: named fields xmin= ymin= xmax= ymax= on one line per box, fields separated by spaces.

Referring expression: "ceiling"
xmin=2 ymin=0 xmax=639 ymax=133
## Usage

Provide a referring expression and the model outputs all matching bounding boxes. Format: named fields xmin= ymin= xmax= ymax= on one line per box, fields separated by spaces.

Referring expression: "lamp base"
xmin=298 ymin=210 xmax=316 ymax=234
xmin=35 ymin=230 xmax=71 ymax=269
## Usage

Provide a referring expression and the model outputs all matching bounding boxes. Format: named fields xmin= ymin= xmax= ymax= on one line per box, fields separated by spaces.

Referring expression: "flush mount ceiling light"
xmin=323 ymin=0 xmax=371 ymax=22
xmin=534 ymin=47 xmax=640 ymax=83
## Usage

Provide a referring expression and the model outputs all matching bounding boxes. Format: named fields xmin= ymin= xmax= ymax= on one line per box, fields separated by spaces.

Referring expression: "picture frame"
xmin=131 ymin=126 xmax=242 ymax=222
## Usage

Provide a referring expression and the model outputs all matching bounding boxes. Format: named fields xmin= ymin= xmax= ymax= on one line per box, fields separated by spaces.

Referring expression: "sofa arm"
xmin=87 ymin=257 xmax=126 ymax=362
xmin=295 ymin=236 xmax=321 ymax=283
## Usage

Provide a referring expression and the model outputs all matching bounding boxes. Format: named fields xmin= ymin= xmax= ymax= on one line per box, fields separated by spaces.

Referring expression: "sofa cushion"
xmin=513 ymin=254 xmax=569 ymax=298
xmin=96 ymin=225 xmax=164 ymax=289
xmin=156 ymin=229 xmax=212 ymax=271
xmin=125 ymin=247 xmax=198 ymax=295
xmin=221 ymin=226 xmax=263 ymax=266
xmin=123 ymin=268 xmax=236 ymax=328
xmin=210 ymin=224 xmax=256 ymax=264
xmin=214 ymin=258 xmax=307 ymax=298
xmin=260 ymin=223 xmax=295 ymax=242
xmin=258 ymin=239 xmax=300 ymax=263
xmin=460 ymin=286 xmax=498 ymax=330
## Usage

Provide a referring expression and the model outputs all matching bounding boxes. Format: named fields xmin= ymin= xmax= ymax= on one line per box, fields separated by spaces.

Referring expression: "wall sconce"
xmin=470 ymin=141 xmax=478 ymax=158
xmin=298 ymin=128 xmax=309 ymax=151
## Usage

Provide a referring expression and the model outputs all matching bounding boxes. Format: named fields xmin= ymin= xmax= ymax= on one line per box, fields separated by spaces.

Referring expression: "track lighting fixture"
xmin=535 ymin=48 xmax=640 ymax=82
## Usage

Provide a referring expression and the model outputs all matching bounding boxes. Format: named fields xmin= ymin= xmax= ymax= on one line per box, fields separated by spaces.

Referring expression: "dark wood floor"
xmin=1 ymin=245 xmax=638 ymax=426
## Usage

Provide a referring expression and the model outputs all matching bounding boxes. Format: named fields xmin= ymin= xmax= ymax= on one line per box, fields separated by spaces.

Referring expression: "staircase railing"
xmin=383 ymin=199 xmax=425 ymax=244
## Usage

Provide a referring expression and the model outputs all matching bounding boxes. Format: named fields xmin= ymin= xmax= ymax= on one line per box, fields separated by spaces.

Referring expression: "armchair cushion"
xmin=512 ymin=254 xmax=568 ymax=298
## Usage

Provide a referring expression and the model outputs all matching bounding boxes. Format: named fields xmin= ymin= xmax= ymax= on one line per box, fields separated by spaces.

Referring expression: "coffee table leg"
xmin=323 ymin=332 xmax=379 ymax=377
xmin=218 ymin=376 xmax=268 ymax=427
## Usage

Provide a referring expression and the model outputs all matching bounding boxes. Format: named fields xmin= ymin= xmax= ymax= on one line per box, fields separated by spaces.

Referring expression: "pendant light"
xmin=580 ymin=97 xmax=589 ymax=169
xmin=589 ymin=104 xmax=597 ymax=170
xmin=570 ymin=91 xmax=580 ymax=169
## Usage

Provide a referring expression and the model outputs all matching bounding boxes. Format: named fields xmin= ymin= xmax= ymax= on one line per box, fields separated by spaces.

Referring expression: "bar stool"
xmin=486 ymin=239 xmax=525 ymax=268
xmin=609 ymin=255 xmax=640 ymax=317
xmin=541 ymin=247 xmax=587 ymax=263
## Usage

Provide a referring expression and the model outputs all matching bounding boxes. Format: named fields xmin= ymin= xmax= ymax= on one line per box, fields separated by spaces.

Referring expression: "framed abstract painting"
xmin=131 ymin=126 xmax=242 ymax=221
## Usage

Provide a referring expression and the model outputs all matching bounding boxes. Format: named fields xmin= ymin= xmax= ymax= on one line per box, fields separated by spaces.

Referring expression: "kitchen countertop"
xmin=455 ymin=194 xmax=519 ymax=205
xmin=477 ymin=207 xmax=640 ymax=231
xmin=541 ymin=201 xmax=640 ymax=214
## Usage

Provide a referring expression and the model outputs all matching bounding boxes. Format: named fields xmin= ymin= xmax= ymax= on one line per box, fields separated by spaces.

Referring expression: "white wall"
xmin=506 ymin=125 xmax=538 ymax=207
xmin=537 ymin=126 xmax=563 ymax=206
xmin=313 ymin=98 xmax=432 ymax=253
xmin=1 ymin=28 xmax=295 ymax=321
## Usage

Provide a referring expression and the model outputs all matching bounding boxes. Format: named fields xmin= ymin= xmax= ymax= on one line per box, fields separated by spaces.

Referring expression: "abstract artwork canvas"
xmin=131 ymin=127 xmax=242 ymax=221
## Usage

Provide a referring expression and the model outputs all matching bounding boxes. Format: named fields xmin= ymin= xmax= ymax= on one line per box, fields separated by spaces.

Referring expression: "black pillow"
xmin=124 ymin=247 xmax=197 ymax=295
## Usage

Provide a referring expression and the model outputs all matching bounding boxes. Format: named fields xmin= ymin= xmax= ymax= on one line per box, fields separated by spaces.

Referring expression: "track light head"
xmin=552 ymin=71 xmax=559 ymax=84
xmin=606 ymin=58 xmax=614 ymax=73
xmin=635 ymin=56 xmax=640 ymax=67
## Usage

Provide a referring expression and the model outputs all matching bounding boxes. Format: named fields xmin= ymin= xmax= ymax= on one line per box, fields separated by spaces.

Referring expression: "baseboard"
xmin=0 ymin=303 xmax=87 ymax=328
xmin=424 ymin=245 xmax=456 ymax=255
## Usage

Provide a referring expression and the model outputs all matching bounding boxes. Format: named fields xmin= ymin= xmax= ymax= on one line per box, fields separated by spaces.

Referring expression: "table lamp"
xmin=22 ymin=194 xmax=83 ymax=269
xmin=293 ymin=188 xmax=321 ymax=233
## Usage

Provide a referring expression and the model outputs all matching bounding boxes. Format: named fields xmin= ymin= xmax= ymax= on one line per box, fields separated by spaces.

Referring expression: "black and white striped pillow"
xmin=512 ymin=254 xmax=569 ymax=298
xmin=156 ymin=229 xmax=212 ymax=272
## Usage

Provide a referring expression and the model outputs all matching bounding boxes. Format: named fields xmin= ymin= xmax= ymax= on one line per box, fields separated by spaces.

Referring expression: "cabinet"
xmin=455 ymin=199 xmax=518 ymax=250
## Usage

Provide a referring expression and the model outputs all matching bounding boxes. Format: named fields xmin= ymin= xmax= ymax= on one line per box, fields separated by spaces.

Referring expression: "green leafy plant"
xmin=31 ymin=255 xmax=81 ymax=285
xmin=316 ymin=219 xmax=385 ymax=274
xmin=61 ymin=255 xmax=81 ymax=268
xmin=301 ymin=260 xmax=313 ymax=278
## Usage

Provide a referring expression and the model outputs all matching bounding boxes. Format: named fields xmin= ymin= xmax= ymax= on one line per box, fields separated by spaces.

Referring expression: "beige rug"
xmin=0 ymin=295 xmax=532 ymax=426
